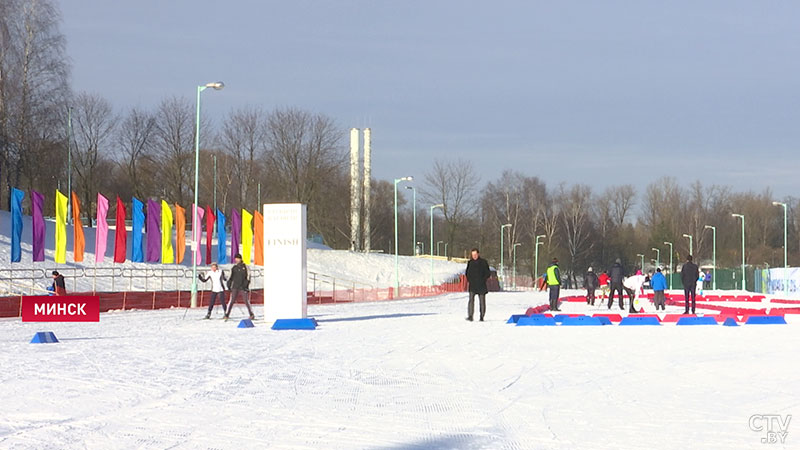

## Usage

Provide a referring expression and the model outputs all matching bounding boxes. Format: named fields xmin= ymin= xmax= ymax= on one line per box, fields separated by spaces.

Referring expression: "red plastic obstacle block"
xmin=662 ymin=313 xmax=695 ymax=323
xmin=592 ymin=313 xmax=622 ymax=323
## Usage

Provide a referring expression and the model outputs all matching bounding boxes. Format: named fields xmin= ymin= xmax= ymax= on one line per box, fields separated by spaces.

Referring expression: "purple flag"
xmin=231 ymin=209 xmax=241 ymax=261
xmin=146 ymin=199 xmax=161 ymax=262
xmin=95 ymin=193 xmax=110 ymax=263
xmin=32 ymin=190 xmax=45 ymax=262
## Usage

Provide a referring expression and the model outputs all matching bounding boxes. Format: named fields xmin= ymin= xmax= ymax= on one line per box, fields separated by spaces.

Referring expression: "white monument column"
xmin=263 ymin=203 xmax=308 ymax=322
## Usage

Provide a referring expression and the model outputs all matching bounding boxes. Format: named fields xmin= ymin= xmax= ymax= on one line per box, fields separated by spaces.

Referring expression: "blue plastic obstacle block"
xmin=676 ymin=316 xmax=718 ymax=326
xmin=619 ymin=316 xmax=661 ymax=326
xmin=238 ymin=319 xmax=255 ymax=328
xmin=507 ymin=314 xmax=527 ymax=324
xmin=562 ymin=316 xmax=606 ymax=326
xmin=553 ymin=314 xmax=570 ymax=323
xmin=30 ymin=331 xmax=58 ymax=344
xmin=516 ymin=315 xmax=557 ymax=326
xmin=745 ymin=315 xmax=787 ymax=325
xmin=722 ymin=318 xmax=739 ymax=327
xmin=594 ymin=316 xmax=613 ymax=326
xmin=271 ymin=318 xmax=317 ymax=330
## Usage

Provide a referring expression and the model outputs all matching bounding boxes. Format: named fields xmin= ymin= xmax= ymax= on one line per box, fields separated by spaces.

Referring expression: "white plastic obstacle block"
xmin=263 ymin=204 xmax=308 ymax=322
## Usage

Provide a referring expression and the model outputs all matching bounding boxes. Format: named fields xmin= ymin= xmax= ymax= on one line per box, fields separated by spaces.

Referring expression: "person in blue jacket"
xmin=651 ymin=267 xmax=668 ymax=310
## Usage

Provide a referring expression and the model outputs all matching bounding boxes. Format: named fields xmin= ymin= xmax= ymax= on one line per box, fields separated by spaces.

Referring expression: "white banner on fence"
xmin=766 ymin=268 xmax=800 ymax=297
xmin=263 ymin=204 xmax=308 ymax=322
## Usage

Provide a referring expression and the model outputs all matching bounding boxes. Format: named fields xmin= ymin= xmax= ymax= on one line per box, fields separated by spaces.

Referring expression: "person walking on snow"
xmin=598 ymin=271 xmax=610 ymax=301
xmin=225 ymin=253 xmax=255 ymax=321
xmin=465 ymin=248 xmax=491 ymax=321
xmin=681 ymin=255 xmax=700 ymax=314
xmin=546 ymin=258 xmax=561 ymax=311
xmin=623 ymin=270 xmax=647 ymax=313
xmin=607 ymin=259 xmax=625 ymax=310
xmin=651 ymin=268 xmax=668 ymax=310
xmin=584 ymin=267 xmax=599 ymax=305
xmin=199 ymin=263 xmax=227 ymax=319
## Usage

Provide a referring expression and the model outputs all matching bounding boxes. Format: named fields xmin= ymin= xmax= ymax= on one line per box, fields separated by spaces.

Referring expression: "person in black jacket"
xmin=607 ymin=259 xmax=625 ymax=310
xmin=51 ymin=271 xmax=66 ymax=296
xmin=465 ymin=248 xmax=490 ymax=321
xmin=680 ymin=255 xmax=700 ymax=314
xmin=584 ymin=267 xmax=599 ymax=305
xmin=225 ymin=253 xmax=255 ymax=321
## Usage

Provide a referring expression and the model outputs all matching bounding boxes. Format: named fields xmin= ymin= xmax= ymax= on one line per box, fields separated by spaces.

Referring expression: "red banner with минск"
xmin=21 ymin=295 xmax=100 ymax=322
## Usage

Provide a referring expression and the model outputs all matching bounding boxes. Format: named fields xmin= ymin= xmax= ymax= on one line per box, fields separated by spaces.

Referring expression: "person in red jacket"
xmin=597 ymin=271 xmax=610 ymax=300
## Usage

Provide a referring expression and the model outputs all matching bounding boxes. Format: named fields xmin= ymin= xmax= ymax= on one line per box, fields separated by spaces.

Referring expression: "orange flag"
xmin=175 ymin=203 xmax=186 ymax=264
xmin=71 ymin=192 xmax=85 ymax=262
xmin=254 ymin=210 xmax=264 ymax=266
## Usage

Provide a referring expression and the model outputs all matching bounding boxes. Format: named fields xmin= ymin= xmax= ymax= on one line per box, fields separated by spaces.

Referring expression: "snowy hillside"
xmin=0 ymin=210 xmax=465 ymax=294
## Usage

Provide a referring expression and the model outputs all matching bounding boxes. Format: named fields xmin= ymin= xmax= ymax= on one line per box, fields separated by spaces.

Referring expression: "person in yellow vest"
xmin=546 ymin=258 xmax=561 ymax=311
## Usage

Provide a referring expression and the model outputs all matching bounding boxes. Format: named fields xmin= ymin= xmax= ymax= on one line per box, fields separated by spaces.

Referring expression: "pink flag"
xmin=95 ymin=193 xmax=109 ymax=263
xmin=193 ymin=204 xmax=205 ymax=265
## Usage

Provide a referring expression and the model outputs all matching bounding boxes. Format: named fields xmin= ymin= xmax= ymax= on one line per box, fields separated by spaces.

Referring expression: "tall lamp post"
xmin=430 ymin=204 xmax=444 ymax=286
xmin=704 ymin=225 xmax=717 ymax=290
xmin=512 ymin=243 xmax=522 ymax=290
xmin=651 ymin=247 xmax=660 ymax=268
xmin=731 ymin=214 xmax=746 ymax=291
xmin=535 ymin=235 xmax=546 ymax=280
xmin=637 ymin=253 xmax=644 ymax=272
xmin=500 ymin=223 xmax=512 ymax=282
xmin=682 ymin=233 xmax=693 ymax=256
xmin=663 ymin=241 xmax=673 ymax=290
xmin=773 ymin=201 xmax=788 ymax=296
xmin=66 ymin=107 xmax=73 ymax=224
xmin=406 ymin=186 xmax=416 ymax=254
xmin=191 ymin=81 xmax=224 ymax=308
xmin=393 ymin=176 xmax=413 ymax=294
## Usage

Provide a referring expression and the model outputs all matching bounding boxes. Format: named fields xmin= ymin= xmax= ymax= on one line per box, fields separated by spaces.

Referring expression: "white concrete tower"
xmin=349 ymin=128 xmax=362 ymax=251
xmin=363 ymin=128 xmax=372 ymax=252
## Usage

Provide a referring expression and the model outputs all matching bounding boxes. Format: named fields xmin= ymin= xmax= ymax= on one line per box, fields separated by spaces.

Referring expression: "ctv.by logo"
xmin=749 ymin=414 xmax=791 ymax=444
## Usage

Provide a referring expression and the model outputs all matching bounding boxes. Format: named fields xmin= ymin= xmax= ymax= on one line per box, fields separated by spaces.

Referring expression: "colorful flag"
xmin=175 ymin=203 xmax=186 ymax=264
xmin=71 ymin=192 xmax=85 ymax=262
xmin=114 ymin=196 xmax=127 ymax=263
xmin=95 ymin=193 xmax=109 ymax=263
xmin=146 ymin=199 xmax=160 ymax=262
xmin=217 ymin=209 xmax=227 ymax=264
xmin=161 ymin=200 xmax=174 ymax=264
xmin=131 ymin=197 xmax=144 ymax=262
xmin=241 ymin=209 xmax=253 ymax=264
xmin=54 ymin=190 xmax=68 ymax=263
xmin=10 ymin=188 xmax=24 ymax=262
xmin=32 ymin=190 xmax=45 ymax=262
xmin=231 ymin=209 xmax=241 ymax=261
xmin=254 ymin=210 xmax=264 ymax=266
xmin=205 ymin=206 xmax=215 ymax=262
xmin=192 ymin=204 xmax=204 ymax=265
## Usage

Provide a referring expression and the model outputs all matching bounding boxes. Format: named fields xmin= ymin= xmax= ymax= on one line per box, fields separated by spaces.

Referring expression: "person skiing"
xmin=697 ymin=269 xmax=706 ymax=295
xmin=465 ymin=248 xmax=491 ymax=321
xmin=225 ymin=253 xmax=255 ymax=321
xmin=51 ymin=271 xmax=66 ymax=296
xmin=546 ymin=258 xmax=561 ymax=311
xmin=623 ymin=270 xmax=647 ymax=313
xmin=584 ymin=267 xmax=599 ymax=305
xmin=681 ymin=255 xmax=700 ymax=314
xmin=607 ymin=259 xmax=625 ymax=310
xmin=199 ymin=263 xmax=227 ymax=319
xmin=651 ymin=268 xmax=668 ymax=310
xmin=598 ymin=271 xmax=610 ymax=301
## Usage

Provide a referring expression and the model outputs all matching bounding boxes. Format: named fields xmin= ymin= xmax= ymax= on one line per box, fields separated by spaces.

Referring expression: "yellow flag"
xmin=54 ymin=190 xmax=68 ymax=263
xmin=161 ymin=200 xmax=174 ymax=264
xmin=242 ymin=209 xmax=253 ymax=265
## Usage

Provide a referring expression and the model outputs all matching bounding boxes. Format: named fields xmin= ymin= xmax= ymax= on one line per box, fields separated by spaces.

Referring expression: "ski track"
xmin=0 ymin=289 xmax=798 ymax=449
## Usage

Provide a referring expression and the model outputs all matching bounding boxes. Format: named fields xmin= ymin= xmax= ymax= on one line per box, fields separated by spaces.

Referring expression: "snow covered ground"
xmin=1 ymin=289 xmax=798 ymax=449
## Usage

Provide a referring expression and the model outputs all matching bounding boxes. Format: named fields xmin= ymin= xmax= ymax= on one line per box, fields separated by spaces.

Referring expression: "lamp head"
xmin=205 ymin=81 xmax=225 ymax=90
xmin=682 ymin=234 xmax=691 ymax=238
xmin=704 ymin=225 xmax=713 ymax=230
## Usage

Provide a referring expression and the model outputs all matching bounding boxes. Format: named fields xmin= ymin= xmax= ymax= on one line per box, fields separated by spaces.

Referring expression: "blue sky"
xmin=61 ymin=1 xmax=800 ymax=197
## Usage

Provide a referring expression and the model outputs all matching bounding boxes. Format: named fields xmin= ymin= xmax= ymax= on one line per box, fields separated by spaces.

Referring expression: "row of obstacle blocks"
xmin=507 ymin=311 xmax=788 ymax=327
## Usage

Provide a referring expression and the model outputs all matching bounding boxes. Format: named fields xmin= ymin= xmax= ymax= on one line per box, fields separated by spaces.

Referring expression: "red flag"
xmin=175 ymin=203 xmax=186 ymax=263
xmin=71 ymin=192 xmax=85 ymax=262
xmin=205 ymin=206 xmax=215 ymax=262
xmin=114 ymin=196 xmax=127 ymax=263
xmin=254 ymin=210 xmax=264 ymax=266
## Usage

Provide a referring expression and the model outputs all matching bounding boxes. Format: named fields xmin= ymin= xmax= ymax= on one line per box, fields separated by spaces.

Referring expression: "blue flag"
xmin=217 ymin=209 xmax=227 ymax=264
xmin=131 ymin=197 xmax=145 ymax=262
xmin=10 ymin=188 xmax=24 ymax=262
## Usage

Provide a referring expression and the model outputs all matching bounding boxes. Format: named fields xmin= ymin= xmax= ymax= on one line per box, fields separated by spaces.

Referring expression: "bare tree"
xmin=117 ymin=107 xmax=156 ymax=199
xmin=155 ymin=96 xmax=200 ymax=205
xmin=422 ymin=159 xmax=479 ymax=250
xmin=220 ymin=105 xmax=268 ymax=209
xmin=557 ymin=183 xmax=594 ymax=286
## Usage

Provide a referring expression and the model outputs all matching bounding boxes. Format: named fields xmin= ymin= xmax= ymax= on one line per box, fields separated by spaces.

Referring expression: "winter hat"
xmin=636 ymin=270 xmax=642 ymax=275
xmin=52 ymin=271 xmax=59 ymax=276
xmin=588 ymin=267 xmax=593 ymax=272
xmin=234 ymin=253 xmax=243 ymax=260
xmin=552 ymin=258 xmax=558 ymax=263
xmin=615 ymin=258 xmax=622 ymax=264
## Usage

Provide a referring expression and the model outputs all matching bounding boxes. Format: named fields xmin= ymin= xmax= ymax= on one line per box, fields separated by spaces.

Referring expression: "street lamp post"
xmin=430 ymin=204 xmax=444 ymax=286
xmin=535 ymin=235 xmax=546 ymax=281
xmin=682 ymin=234 xmax=693 ymax=256
xmin=500 ymin=223 xmax=512 ymax=283
xmin=66 ymin=107 xmax=73 ymax=224
xmin=512 ymin=243 xmax=522 ymax=290
xmin=406 ymin=186 xmax=416 ymax=254
xmin=651 ymin=247 xmax=660 ymax=268
xmin=732 ymin=214 xmax=746 ymax=291
xmin=191 ymin=81 xmax=224 ymax=309
xmin=663 ymin=241 xmax=673 ymax=290
xmin=704 ymin=225 xmax=717 ymax=290
xmin=773 ymin=201 xmax=788 ymax=296
xmin=393 ymin=176 xmax=413 ymax=295
xmin=637 ymin=253 xmax=644 ymax=272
